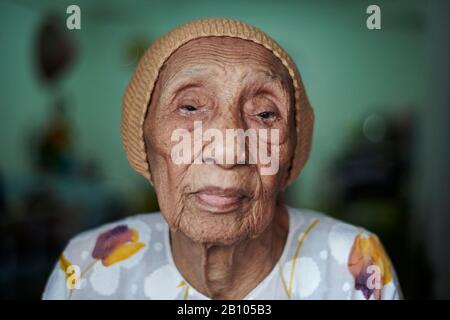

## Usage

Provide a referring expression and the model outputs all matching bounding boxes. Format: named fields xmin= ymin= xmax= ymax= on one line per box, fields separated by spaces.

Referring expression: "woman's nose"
xmin=201 ymin=113 xmax=252 ymax=168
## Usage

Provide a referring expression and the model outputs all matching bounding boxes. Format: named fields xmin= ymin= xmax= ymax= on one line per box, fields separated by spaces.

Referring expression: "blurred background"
xmin=0 ymin=0 xmax=448 ymax=299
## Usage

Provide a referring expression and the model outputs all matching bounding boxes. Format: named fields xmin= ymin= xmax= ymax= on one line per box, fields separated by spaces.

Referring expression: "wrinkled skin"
xmin=144 ymin=37 xmax=296 ymax=299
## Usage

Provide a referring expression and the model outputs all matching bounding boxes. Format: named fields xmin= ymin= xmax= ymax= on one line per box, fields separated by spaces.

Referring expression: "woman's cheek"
xmin=147 ymin=119 xmax=184 ymax=165
xmin=258 ymin=136 xmax=293 ymax=189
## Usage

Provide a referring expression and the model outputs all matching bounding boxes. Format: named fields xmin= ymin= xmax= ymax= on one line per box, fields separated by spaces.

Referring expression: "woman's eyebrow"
xmin=242 ymin=69 xmax=287 ymax=88
xmin=166 ymin=81 xmax=205 ymax=105
xmin=165 ymin=65 xmax=211 ymax=88
xmin=256 ymin=69 xmax=284 ymax=82
xmin=248 ymin=69 xmax=291 ymax=94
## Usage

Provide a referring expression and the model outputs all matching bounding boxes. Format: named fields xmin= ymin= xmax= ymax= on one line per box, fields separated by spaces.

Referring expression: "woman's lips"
xmin=193 ymin=187 xmax=248 ymax=212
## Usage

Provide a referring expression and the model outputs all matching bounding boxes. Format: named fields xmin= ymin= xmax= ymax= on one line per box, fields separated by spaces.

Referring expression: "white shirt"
xmin=42 ymin=206 xmax=401 ymax=300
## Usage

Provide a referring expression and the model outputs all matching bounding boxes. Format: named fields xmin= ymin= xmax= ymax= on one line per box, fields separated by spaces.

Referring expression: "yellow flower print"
xmin=177 ymin=280 xmax=190 ymax=300
xmin=348 ymin=233 xmax=393 ymax=299
xmin=92 ymin=225 xmax=145 ymax=266
xmin=59 ymin=254 xmax=79 ymax=298
xmin=60 ymin=224 xmax=146 ymax=299
xmin=59 ymin=254 xmax=72 ymax=277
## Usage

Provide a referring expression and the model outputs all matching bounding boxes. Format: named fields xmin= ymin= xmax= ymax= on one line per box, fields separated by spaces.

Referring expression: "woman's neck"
xmin=170 ymin=205 xmax=289 ymax=299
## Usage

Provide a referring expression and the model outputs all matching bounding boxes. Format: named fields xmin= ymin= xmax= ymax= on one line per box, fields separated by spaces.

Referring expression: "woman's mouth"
xmin=193 ymin=187 xmax=248 ymax=212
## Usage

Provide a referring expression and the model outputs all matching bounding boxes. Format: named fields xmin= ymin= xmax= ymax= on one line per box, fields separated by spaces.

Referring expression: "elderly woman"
xmin=43 ymin=18 xmax=401 ymax=300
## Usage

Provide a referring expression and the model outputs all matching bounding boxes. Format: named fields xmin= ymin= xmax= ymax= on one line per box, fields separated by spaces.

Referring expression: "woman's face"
xmin=144 ymin=37 xmax=296 ymax=244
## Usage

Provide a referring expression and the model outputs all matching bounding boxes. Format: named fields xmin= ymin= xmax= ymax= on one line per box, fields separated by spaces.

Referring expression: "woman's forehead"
xmin=158 ymin=37 xmax=292 ymax=89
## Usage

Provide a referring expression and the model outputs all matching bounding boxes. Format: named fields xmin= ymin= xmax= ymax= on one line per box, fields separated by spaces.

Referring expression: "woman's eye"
xmin=179 ymin=105 xmax=198 ymax=113
xmin=257 ymin=111 xmax=276 ymax=121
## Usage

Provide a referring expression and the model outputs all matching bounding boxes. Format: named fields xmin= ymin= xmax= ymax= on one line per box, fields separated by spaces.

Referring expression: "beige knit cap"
xmin=121 ymin=18 xmax=314 ymax=186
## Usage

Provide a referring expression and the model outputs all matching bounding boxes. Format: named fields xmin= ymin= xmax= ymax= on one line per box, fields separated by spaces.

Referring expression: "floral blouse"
xmin=42 ymin=206 xmax=402 ymax=300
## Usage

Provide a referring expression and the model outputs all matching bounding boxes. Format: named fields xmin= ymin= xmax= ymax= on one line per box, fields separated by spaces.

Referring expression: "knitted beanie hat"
xmin=121 ymin=18 xmax=314 ymax=186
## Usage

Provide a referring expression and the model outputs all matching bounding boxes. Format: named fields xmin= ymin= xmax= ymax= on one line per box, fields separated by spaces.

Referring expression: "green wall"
xmin=0 ymin=0 xmax=427 ymax=207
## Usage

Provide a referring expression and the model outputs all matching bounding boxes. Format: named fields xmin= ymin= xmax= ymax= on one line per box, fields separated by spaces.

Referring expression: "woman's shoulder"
xmin=42 ymin=212 xmax=168 ymax=299
xmin=287 ymin=206 xmax=369 ymax=240
xmin=286 ymin=206 xmax=389 ymax=269
xmin=72 ymin=211 xmax=164 ymax=240
xmin=62 ymin=212 xmax=165 ymax=259
xmin=283 ymin=206 xmax=402 ymax=299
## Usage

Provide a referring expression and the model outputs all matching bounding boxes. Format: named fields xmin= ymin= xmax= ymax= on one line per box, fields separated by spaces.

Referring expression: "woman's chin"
xmin=177 ymin=218 xmax=252 ymax=245
xmin=181 ymin=226 xmax=244 ymax=245
xmin=167 ymin=202 xmax=272 ymax=245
